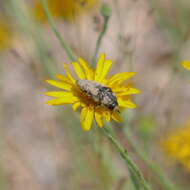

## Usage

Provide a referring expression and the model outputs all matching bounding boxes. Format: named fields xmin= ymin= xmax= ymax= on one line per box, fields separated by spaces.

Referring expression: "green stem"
xmin=102 ymin=127 xmax=151 ymax=190
xmin=92 ymin=16 xmax=110 ymax=65
xmin=9 ymin=0 xmax=57 ymax=77
xmin=129 ymin=167 xmax=142 ymax=190
xmin=124 ymin=127 xmax=181 ymax=190
xmin=40 ymin=0 xmax=77 ymax=62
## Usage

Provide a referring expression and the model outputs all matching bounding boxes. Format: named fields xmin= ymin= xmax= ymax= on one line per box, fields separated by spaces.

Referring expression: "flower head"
xmin=45 ymin=53 xmax=140 ymax=131
xmin=34 ymin=0 xmax=97 ymax=21
xmin=162 ymin=121 xmax=190 ymax=172
xmin=181 ymin=60 xmax=190 ymax=71
xmin=0 ymin=18 xmax=12 ymax=51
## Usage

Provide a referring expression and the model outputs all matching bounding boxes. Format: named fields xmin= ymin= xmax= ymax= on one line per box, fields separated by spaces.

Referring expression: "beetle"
xmin=76 ymin=79 xmax=118 ymax=110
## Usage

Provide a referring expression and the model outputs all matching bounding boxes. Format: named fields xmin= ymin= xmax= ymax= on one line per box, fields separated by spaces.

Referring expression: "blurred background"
xmin=1 ymin=0 xmax=190 ymax=189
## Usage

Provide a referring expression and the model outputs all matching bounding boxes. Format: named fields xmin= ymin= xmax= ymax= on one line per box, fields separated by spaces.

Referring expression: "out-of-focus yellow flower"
xmin=45 ymin=53 xmax=140 ymax=131
xmin=181 ymin=60 xmax=190 ymax=71
xmin=162 ymin=121 xmax=190 ymax=171
xmin=0 ymin=18 xmax=11 ymax=51
xmin=34 ymin=0 xmax=98 ymax=21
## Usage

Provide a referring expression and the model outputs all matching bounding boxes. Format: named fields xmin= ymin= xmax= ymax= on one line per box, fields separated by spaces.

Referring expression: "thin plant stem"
xmin=102 ymin=127 xmax=152 ymax=190
xmin=124 ymin=127 xmax=181 ymax=190
xmin=40 ymin=0 xmax=77 ymax=62
xmin=8 ymin=0 xmax=57 ymax=77
xmin=39 ymin=2 xmax=151 ymax=189
xmin=129 ymin=167 xmax=141 ymax=190
xmin=92 ymin=15 xmax=110 ymax=65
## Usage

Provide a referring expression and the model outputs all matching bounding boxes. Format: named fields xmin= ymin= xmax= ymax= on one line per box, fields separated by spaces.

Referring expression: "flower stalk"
xmin=43 ymin=1 xmax=151 ymax=189
xmin=92 ymin=3 xmax=111 ymax=65
xmin=102 ymin=126 xmax=151 ymax=190
xmin=124 ymin=127 xmax=181 ymax=190
xmin=40 ymin=0 xmax=77 ymax=62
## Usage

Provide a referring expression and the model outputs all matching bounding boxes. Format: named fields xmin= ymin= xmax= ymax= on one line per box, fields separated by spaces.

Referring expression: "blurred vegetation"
xmin=1 ymin=0 xmax=190 ymax=190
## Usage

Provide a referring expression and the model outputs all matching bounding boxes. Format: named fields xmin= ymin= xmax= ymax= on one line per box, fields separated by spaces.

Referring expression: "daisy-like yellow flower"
xmin=162 ymin=121 xmax=190 ymax=172
xmin=0 ymin=18 xmax=12 ymax=51
xmin=34 ymin=0 xmax=97 ymax=22
xmin=45 ymin=53 xmax=140 ymax=131
xmin=181 ymin=60 xmax=190 ymax=71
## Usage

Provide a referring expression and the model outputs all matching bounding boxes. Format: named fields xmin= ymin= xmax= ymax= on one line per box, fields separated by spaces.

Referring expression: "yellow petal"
xmin=125 ymin=88 xmax=141 ymax=95
xmin=46 ymin=96 xmax=78 ymax=105
xmin=80 ymin=107 xmax=94 ymax=131
xmin=98 ymin=60 xmax=113 ymax=82
xmin=79 ymin=58 xmax=94 ymax=80
xmin=63 ymin=64 xmax=75 ymax=84
xmin=116 ymin=87 xmax=141 ymax=96
xmin=45 ymin=91 xmax=74 ymax=98
xmin=46 ymin=80 xmax=72 ymax=90
xmin=72 ymin=102 xmax=81 ymax=111
xmin=112 ymin=111 xmax=122 ymax=122
xmin=56 ymin=74 xmax=71 ymax=83
xmin=108 ymin=72 xmax=136 ymax=86
xmin=118 ymin=98 xmax=137 ymax=109
xmin=95 ymin=110 xmax=104 ymax=127
xmin=80 ymin=107 xmax=87 ymax=122
xmin=181 ymin=60 xmax=190 ymax=71
xmin=101 ymin=79 xmax=108 ymax=85
xmin=95 ymin=53 xmax=105 ymax=82
xmin=71 ymin=62 xmax=86 ymax=79
xmin=103 ymin=110 xmax=111 ymax=122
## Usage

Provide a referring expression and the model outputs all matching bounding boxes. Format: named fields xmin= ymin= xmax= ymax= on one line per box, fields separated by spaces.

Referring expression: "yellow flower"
xmin=181 ymin=60 xmax=190 ymax=71
xmin=45 ymin=53 xmax=140 ymax=131
xmin=0 ymin=18 xmax=11 ymax=51
xmin=34 ymin=0 xmax=98 ymax=21
xmin=162 ymin=121 xmax=190 ymax=172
